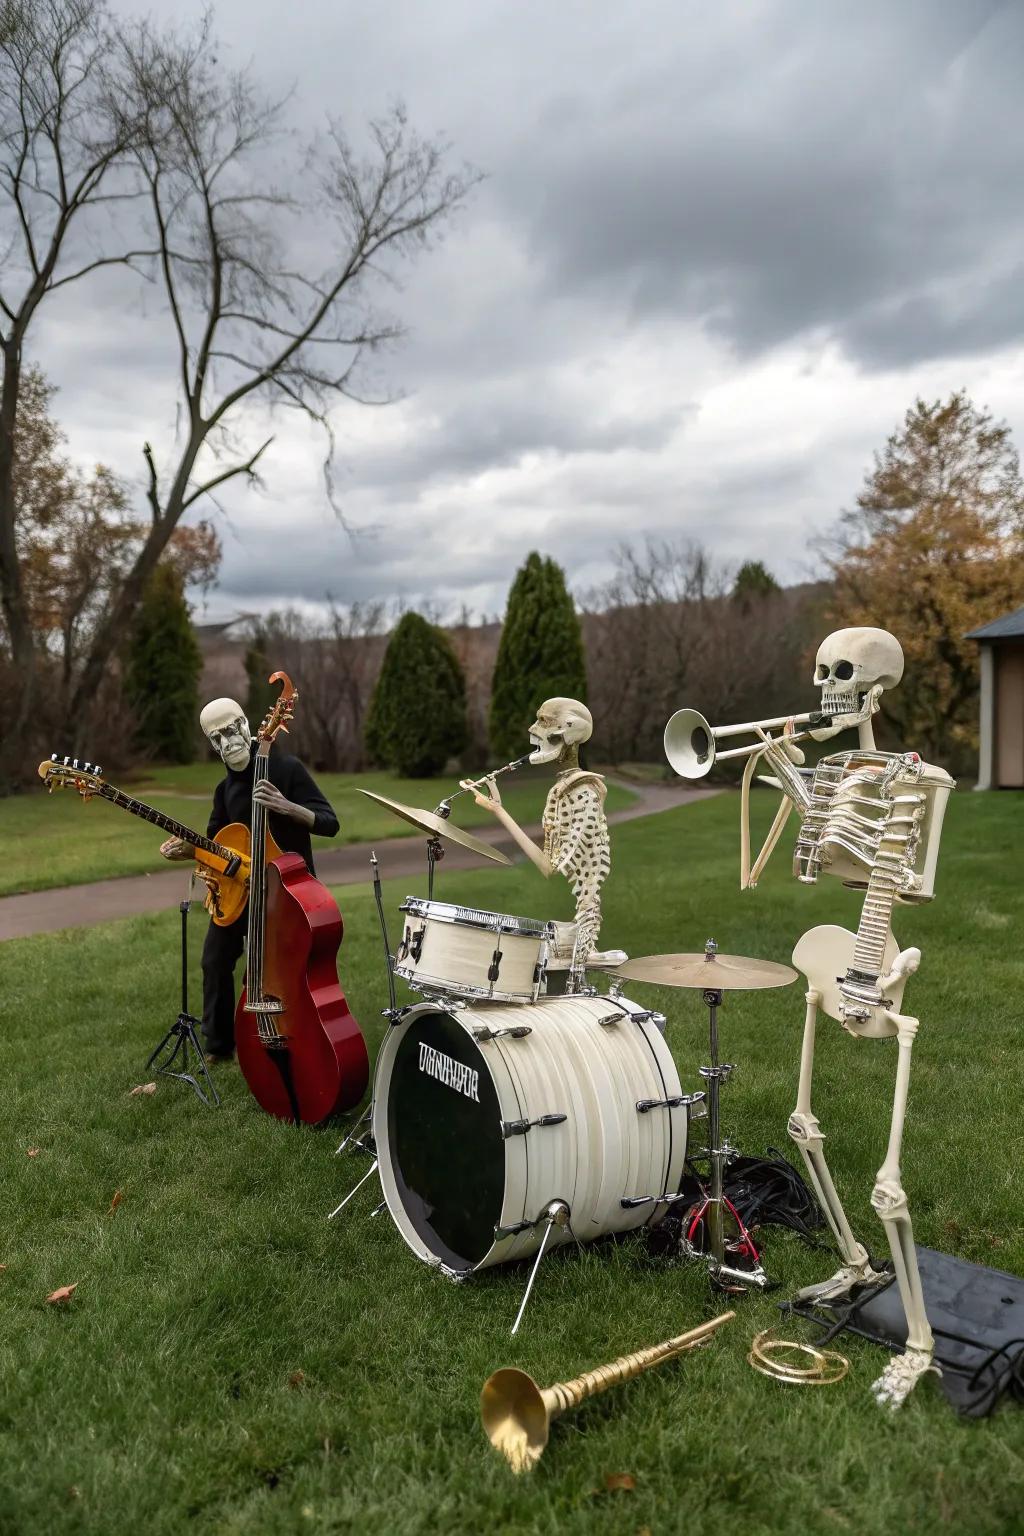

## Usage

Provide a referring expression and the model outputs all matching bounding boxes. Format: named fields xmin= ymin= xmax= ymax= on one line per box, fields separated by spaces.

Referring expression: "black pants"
xmin=201 ymin=916 xmax=246 ymax=1055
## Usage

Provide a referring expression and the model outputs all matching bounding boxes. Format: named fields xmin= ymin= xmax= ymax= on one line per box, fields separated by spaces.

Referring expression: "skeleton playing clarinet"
xmin=745 ymin=628 xmax=954 ymax=1409
xmin=463 ymin=697 xmax=622 ymax=990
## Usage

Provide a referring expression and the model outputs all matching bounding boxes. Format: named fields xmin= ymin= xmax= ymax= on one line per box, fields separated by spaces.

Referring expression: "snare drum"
xmin=394 ymin=898 xmax=552 ymax=1003
xmin=373 ymin=993 xmax=688 ymax=1275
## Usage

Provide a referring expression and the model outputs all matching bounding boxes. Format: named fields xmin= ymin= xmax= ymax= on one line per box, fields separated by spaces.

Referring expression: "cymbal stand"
xmin=145 ymin=874 xmax=219 ymax=1108
xmin=426 ymin=833 xmax=444 ymax=900
xmin=333 ymin=852 xmax=392 ymax=1161
xmin=684 ymin=980 xmax=767 ymax=1291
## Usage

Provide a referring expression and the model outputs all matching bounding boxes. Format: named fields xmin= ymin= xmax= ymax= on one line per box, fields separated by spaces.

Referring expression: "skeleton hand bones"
xmin=252 ymin=780 xmax=315 ymax=827
xmin=159 ymin=837 xmax=194 ymax=861
xmin=460 ymin=774 xmax=502 ymax=811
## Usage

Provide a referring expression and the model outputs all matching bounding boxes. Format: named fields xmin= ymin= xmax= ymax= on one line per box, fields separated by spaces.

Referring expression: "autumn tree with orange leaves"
xmin=4 ymin=367 xmax=219 ymax=737
xmin=828 ymin=392 xmax=1024 ymax=769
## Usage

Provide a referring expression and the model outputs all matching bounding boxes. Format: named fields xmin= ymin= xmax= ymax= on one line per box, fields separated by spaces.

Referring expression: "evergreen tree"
xmin=489 ymin=552 xmax=587 ymax=760
xmin=365 ymin=611 xmax=468 ymax=777
xmin=124 ymin=564 xmax=202 ymax=763
xmin=732 ymin=559 xmax=780 ymax=601
xmin=244 ymin=624 xmax=276 ymax=724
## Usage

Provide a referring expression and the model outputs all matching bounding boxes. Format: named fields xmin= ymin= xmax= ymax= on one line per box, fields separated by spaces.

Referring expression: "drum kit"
xmin=334 ymin=777 xmax=799 ymax=1331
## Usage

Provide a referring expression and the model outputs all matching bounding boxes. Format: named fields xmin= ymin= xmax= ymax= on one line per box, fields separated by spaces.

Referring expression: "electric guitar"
xmin=234 ymin=673 xmax=368 ymax=1125
xmin=37 ymin=755 xmax=282 ymax=925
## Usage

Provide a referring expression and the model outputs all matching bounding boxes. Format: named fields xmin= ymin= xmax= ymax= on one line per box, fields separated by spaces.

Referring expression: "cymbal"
xmin=612 ymin=952 xmax=798 ymax=991
xmin=357 ymin=790 xmax=512 ymax=866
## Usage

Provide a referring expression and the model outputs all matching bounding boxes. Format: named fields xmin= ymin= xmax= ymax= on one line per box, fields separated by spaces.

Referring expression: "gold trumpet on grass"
xmin=481 ymin=1311 xmax=735 ymax=1472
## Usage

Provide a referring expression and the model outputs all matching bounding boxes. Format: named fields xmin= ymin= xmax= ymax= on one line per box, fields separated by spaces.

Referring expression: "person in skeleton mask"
xmin=160 ymin=697 xmax=339 ymax=1061
xmin=462 ymin=697 xmax=620 ymax=987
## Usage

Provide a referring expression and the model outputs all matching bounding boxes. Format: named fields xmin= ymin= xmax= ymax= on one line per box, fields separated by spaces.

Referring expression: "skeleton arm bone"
xmin=740 ymin=722 xmax=804 ymax=888
xmin=460 ymin=777 xmax=554 ymax=876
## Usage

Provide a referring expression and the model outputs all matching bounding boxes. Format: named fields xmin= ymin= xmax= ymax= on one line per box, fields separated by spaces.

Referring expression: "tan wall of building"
xmin=995 ymin=641 xmax=1024 ymax=788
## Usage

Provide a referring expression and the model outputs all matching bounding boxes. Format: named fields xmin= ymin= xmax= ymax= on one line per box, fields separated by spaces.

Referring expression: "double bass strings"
xmin=248 ymin=749 xmax=270 ymax=1037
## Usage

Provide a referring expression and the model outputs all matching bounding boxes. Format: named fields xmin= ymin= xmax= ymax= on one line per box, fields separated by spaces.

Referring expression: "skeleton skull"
xmin=528 ymin=697 xmax=593 ymax=765
xmin=812 ymin=627 xmax=904 ymax=734
xmin=200 ymin=697 xmax=253 ymax=770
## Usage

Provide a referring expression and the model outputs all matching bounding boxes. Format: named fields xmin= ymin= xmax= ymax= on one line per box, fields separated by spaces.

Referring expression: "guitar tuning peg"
xmin=51 ymin=753 xmax=57 ymax=762
xmin=72 ymin=758 xmax=80 ymax=769
xmin=63 ymin=756 xmax=71 ymax=766
xmin=95 ymin=764 xmax=102 ymax=776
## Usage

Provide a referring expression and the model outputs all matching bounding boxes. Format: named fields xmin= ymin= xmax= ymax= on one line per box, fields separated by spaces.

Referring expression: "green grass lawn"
xmin=1 ymin=763 xmax=636 ymax=898
xmin=2 ymin=790 xmax=1023 ymax=1535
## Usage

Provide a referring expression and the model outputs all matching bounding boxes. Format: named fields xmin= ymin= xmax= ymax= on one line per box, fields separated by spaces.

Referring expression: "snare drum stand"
xmin=685 ymin=983 xmax=767 ymax=1291
xmin=145 ymin=876 xmax=220 ymax=1109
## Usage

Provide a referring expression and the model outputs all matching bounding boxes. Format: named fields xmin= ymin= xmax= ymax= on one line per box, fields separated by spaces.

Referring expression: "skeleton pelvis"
xmin=193 ymin=821 xmax=282 ymax=928
xmin=792 ymin=924 xmax=908 ymax=1039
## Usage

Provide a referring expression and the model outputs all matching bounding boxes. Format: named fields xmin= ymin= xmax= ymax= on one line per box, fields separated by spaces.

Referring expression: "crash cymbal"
xmin=612 ymin=952 xmax=798 ymax=991
xmin=357 ymin=790 xmax=512 ymax=866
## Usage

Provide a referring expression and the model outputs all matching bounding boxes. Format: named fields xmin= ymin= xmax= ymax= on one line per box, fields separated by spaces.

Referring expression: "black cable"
xmin=723 ymin=1146 xmax=828 ymax=1245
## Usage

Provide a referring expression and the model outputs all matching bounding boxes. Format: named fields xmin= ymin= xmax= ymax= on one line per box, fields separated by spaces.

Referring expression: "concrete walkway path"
xmin=0 ymin=780 xmax=717 ymax=943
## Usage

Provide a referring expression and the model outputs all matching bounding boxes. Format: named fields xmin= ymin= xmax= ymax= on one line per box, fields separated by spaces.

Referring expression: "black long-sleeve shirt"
xmin=206 ymin=745 xmax=338 ymax=874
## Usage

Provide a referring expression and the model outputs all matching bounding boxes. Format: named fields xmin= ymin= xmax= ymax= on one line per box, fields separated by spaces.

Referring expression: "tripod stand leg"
xmin=145 ymin=891 xmax=220 ymax=1108
xmin=148 ymin=1014 xmax=221 ymax=1108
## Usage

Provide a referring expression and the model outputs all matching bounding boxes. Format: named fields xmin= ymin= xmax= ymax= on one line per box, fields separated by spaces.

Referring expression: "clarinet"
xmin=434 ymin=755 xmax=533 ymax=819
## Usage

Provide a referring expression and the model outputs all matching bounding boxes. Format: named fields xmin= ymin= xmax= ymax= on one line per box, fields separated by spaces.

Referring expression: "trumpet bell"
xmin=480 ymin=1368 xmax=550 ymax=1472
xmin=664 ymin=708 xmax=716 ymax=779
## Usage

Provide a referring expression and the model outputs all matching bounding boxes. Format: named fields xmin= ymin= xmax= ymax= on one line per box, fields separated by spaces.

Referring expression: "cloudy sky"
xmin=34 ymin=0 xmax=1024 ymax=623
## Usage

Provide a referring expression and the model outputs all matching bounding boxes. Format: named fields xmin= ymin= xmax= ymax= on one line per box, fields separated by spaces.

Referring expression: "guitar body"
xmin=195 ymin=822 xmax=282 ymax=927
xmin=235 ymin=853 xmax=369 ymax=1124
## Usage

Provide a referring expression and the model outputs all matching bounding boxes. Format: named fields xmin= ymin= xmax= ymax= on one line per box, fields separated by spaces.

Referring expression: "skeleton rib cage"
xmin=774 ymin=748 xmax=953 ymax=1019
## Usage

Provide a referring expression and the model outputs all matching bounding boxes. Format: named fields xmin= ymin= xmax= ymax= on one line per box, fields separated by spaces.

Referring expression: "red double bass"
xmin=235 ymin=673 xmax=369 ymax=1125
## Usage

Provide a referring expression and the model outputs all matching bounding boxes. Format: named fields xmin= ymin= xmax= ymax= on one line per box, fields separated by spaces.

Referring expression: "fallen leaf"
xmin=46 ymin=1283 xmax=78 ymax=1304
xmin=287 ymin=1370 xmax=305 ymax=1389
xmin=26 ymin=1147 xmax=40 ymax=1157
xmin=108 ymin=1191 xmax=123 ymax=1215
xmin=604 ymin=1473 xmax=637 ymax=1493
xmin=129 ymin=1082 xmax=157 ymax=1097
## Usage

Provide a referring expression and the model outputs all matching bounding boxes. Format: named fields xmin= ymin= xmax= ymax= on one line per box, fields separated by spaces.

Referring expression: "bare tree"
xmin=239 ymin=601 xmax=389 ymax=771
xmin=65 ymin=17 xmax=476 ymax=736
xmin=582 ymin=540 xmax=829 ymax=765
xmin=0 ymin=0 xmax=154 ymax=780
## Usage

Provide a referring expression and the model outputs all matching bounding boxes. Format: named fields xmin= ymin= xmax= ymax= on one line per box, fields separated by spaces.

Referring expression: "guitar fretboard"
xmin=98 ymin=785 xmax=232 ymax=862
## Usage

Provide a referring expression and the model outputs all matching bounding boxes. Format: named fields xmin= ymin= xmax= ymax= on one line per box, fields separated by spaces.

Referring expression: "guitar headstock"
xmin=38 ymin=755 xmax=106 ymax=798
xmin=256 ymin=671 xmax=298 ymax=749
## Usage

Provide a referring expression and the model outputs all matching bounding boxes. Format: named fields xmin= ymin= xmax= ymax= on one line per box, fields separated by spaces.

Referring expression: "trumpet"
xmin=664 ymin=707 xmax=835 ymax=780
xmin=434 ymin=754 xmax=533 ymax=818
xmin=481 ymin=1312 xmax=734 ymax=1472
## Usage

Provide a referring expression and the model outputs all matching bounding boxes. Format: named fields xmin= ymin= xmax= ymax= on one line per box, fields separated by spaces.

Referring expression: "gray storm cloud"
xmin=34 ymin=0 xmax=1024 ymax=620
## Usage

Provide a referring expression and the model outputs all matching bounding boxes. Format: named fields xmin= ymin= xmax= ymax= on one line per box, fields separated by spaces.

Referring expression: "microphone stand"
xmin=145 ymin=872 xmax=220 ymax=1108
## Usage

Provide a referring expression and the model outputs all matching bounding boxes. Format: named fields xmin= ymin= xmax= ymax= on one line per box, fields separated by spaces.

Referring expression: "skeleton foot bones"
xmin=872 ymin=1349 xmax=937 ymax=1411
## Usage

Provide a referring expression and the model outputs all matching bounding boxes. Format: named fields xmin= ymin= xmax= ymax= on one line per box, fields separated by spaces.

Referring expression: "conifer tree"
xmin=365 ymin=611 xmax=469 ymax=777
xmin=244 ymin=625 xmax=276 ymax=724
xmin=489 ymin=552 xmax=587 ymax=760
xmin=124 ymin=565 xmax=202 ymax=762
xmin=732 ymin=559 xmax=780 ymax=601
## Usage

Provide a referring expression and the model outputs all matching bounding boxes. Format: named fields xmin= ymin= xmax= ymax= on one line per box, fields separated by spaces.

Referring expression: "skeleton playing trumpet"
xmin=666 ymin=628 xmax=954 ymax=1410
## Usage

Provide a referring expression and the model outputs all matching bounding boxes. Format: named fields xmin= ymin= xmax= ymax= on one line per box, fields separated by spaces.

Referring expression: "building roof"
xmin=966 ymin=604 xmax=1024 ymax=641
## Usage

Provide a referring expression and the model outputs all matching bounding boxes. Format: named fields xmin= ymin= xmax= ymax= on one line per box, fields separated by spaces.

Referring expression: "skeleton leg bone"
xmin=869 ymin=1010 xmax=935 ymax=1410
xmin=788 ymin=988 xmax=888 ymax=1301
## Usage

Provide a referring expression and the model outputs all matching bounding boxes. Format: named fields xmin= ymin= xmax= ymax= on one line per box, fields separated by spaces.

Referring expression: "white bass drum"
xmin=373 ymin=993 xmax=688 ymax=1275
